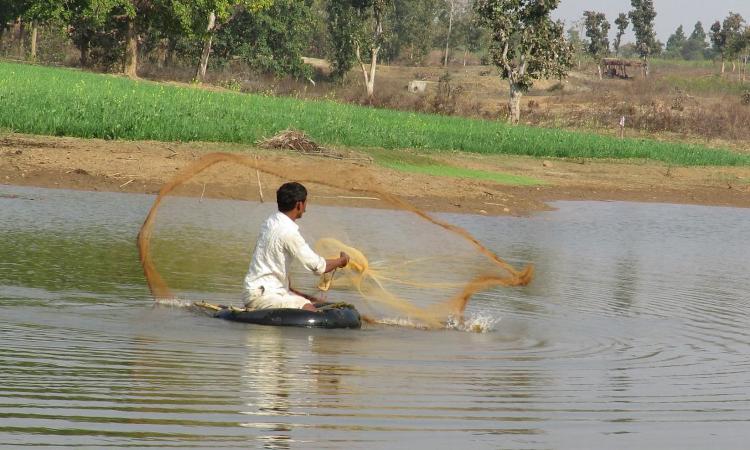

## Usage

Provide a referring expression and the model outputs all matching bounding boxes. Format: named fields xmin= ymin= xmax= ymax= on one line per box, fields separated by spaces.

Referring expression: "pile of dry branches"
xmin=257 ymin=129 xmax=327 ymax=154
xmin=256 ymin=129 xmax=373 ymax=163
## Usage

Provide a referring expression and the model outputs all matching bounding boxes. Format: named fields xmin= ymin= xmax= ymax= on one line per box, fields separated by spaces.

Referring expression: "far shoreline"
xmin=1 ymin=133 xmax=749 ymax=216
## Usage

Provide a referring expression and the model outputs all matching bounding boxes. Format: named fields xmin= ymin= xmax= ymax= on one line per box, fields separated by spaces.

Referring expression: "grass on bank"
xmin=367 ymin=149 xmax=543 ymax=185
xmin=663 ymin=74 xmax=750 ymax=95
xmin=1 ymin=61 xmax=748 ymax=167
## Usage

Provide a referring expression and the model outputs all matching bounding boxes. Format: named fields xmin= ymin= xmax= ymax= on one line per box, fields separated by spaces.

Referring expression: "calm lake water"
xmin=1 ymin=185 xmax=749 ymax=449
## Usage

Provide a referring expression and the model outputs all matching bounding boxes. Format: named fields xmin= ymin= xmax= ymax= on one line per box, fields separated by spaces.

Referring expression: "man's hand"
xmin=324 ymin=251 xmax=350 ymax=273
xmin=339 ymin=252 xmax=350 ymax=268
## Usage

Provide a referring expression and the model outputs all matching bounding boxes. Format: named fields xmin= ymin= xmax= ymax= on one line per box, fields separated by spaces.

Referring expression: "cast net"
xmin=138 ymin=152 xmax=533 ymax=329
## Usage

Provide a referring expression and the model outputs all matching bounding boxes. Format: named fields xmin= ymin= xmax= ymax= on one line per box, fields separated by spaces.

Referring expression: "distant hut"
xmin=601 ymin=58 xmax=648 ymax=79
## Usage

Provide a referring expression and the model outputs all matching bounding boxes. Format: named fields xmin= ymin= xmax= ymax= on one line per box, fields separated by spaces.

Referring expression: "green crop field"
xmin=1 ymin=61 xmax=749 ymax=166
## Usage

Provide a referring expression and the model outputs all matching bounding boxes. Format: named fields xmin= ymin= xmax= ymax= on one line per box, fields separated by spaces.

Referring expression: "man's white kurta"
xmin=242 ymin=212 xmax=326 ymax=309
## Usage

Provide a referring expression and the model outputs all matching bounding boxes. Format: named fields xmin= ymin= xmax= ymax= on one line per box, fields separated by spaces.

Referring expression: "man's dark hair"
xmin=277 ymin=182 xmax=307 ymax=212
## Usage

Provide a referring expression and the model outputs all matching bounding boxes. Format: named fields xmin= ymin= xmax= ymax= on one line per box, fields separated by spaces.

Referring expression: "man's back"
xmin=243 ymin=211 xmax=325 ymax=298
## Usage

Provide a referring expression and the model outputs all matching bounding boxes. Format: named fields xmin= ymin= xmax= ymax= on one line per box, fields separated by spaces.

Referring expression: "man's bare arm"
xmin=324 ymin=252 xmax=350 ymax=273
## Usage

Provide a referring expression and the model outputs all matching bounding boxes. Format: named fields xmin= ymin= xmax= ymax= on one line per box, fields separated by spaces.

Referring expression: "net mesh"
xmin=137 ymin=152 xmax=533 ymax=329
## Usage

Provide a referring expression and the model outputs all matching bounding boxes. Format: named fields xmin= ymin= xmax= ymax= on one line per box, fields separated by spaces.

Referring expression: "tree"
xmin=711 ymin=13 xmax=745 ymax=74
xmin=583 ymin=10 xmax=609 ymax=78
xmin=681 ymin=21 xmax=708 ymax=60
xmin=66 ymin=0 xmax=130 ymax=69
xmin=173 ymin=0 xmax=273 ymax=83
xmin=443 ymin=0 xmax=456 ymax=66
xmin=212 ymin=0 xmax=314 ymax=79
xmin=613 ymin=12 xmax=629 ymax=56
xmin=740 ymin=28 xmax=750 ymax=81
xmin=628 ymin=0 xmax=656 ymax=75
xmin=475 ymin=0 xmax=573 ymax=123
xmin=566 ymin=23 xmax=585 ymax=69
xmin=454 ymin=3 xmax=487 ymax=66
xmin=725 ymin=13 xmax=746 ymax=73
xmin=326 ymin=0 xmax=358 ymax=79
xmin=664 ymin=25 xmax=686 ymax=59
xmin=1 ymin=0 xmax=31 ymax=58
xmin=391 ymin=0 xmax=439 ymax=64
xmin=327 ymin=0 xmax=393 ymax=99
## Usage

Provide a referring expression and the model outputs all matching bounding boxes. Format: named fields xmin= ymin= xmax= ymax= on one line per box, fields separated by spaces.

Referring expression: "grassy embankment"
xmin=1 ymin=61 xmax=749 ymax=185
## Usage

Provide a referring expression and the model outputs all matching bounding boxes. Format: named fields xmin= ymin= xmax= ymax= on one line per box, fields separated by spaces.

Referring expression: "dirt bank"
xmin=1 ymin=133 xmax=749 ymax=215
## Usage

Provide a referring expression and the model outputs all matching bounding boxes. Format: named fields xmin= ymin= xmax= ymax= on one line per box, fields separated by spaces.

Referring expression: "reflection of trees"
xmin=1 ymin=230 xmax=143 ymax=295
xmin=149 ymin=229 xmax=247 ymax=294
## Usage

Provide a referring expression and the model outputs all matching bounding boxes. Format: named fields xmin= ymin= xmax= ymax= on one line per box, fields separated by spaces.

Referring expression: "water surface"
xmin=1 ymin=186 xmax=749 ymax=449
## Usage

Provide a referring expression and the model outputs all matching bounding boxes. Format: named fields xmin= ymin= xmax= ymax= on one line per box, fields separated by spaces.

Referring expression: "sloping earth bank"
xmin=1 ymin=134 xmax=749 ymax=215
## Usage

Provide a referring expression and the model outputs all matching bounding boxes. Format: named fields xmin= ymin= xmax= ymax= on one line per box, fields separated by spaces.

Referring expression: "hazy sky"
xmin=552 ymin=0 xmax=750 ymax=43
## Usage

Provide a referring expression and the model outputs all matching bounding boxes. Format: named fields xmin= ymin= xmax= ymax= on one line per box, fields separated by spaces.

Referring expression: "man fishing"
xmin=242 ymin=182 xmax=350 ymax=312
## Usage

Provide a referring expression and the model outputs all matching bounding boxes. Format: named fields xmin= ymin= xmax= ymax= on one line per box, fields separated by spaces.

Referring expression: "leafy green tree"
xmin=173 ymin=0 xmax=272 ymax=83
xmin=454 ymin=2 xmax=487 ymax=66
xmin=566 ymin=24 xmax=585 ymax=69
xmin=711 ymin=12 xmax=744 ymax=74
xmin=66 ymin=0 xmax=130 ymax=69
xmin=613 ymin=12 xmax=629 ymax=56
xmin=725 ymin=13 xmax=746 ymax=72
xmin=327 ymin=0 xmax=393 ymax=99
xmin=681 ymin=21 xmax=708 ymax=60
xmin=583 ymin=10 xmax=609 ymax=78
xmin=21 ymin=1 xmax=68 ymax=59
xmin=326 ymin=0 xmax=359 ymax=79
xmin=212 ymin=0 xmax=314 ymax=79
xmin=628 ymin=0 xmax=656 ymax=73
xmin=664 ymin=25 xmax=686 ymax=59
xmin=391 ymin=0 xmax=439 ymax=64
xmin=442 ymin=0 xmax=457 ymax=66
xmin=475 ymin=0 xmax=573 ymax=123
xmin=1 ymin=0 xmax=31 ymax=57
xmin=307 ymin=0 xmax=330 ymax=58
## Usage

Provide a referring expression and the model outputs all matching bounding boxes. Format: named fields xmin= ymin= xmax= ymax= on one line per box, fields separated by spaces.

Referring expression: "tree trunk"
xmin=195 ymin=11 xmax=216 ymax=83
xmin=443 ymin=0 xmax=454 ymax=67
xmin=463 ymin=48 xmax=467 ymax=67
xmin=15 ymin=18 xmax=25 ymax=59
xmin=366 ymin=47 xmax=379 ymax=98
xmin=355 ymin=41 xmax=380 ymax=99
xmin=79 ymin=39 xmax=90 ymax=67
xmin=30 ymin=22 xmax=38 ymax=60
xmin=721 ymin=60 xmax=725 ymax=75
xmin=165 ymin=37 xmax=176 ymax=67
xmin=508 ymin=82 xmax=522 ymax=124
xmin=597 ymin=64 xmax=602 ymax=80
xmin=124 ymin=18 xmax=138 ymax=78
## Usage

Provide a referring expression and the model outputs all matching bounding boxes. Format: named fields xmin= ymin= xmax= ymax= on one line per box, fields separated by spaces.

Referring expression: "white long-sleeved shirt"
xmin=243 ymin=212 xmax=326 ymax=293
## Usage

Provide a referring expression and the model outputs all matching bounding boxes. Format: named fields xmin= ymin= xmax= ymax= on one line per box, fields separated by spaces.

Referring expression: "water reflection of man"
xmin=242 ymin=182 xmax=349 ymax=311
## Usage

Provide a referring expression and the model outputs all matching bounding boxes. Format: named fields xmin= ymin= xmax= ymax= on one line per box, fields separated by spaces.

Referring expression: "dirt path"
xmin=1 ymin=133 xmax=749 ymax=215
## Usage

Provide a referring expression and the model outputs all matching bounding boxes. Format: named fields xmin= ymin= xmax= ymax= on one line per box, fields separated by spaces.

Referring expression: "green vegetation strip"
xmin=1 ymin=62 xmax=748 ymax=166
xmin=367 ymin=149 xmax=542 ymax=185
xmin=383 ymin=162 xmax=542 ymax=185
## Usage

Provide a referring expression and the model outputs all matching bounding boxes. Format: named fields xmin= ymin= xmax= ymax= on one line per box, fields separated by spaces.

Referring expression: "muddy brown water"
xmin=1 ymin=185 xmax=749 ymax=449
